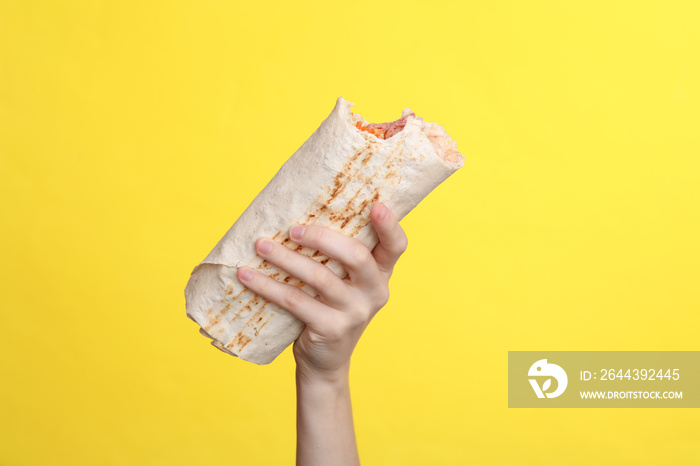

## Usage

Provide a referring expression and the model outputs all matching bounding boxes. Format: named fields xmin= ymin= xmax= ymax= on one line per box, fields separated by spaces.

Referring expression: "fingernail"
xmin=239 ymin=268 xmax=253 ymax=281
xmin=377 ymin=203 xmax=388 ymax=220
xmin=257 ymin=239 xmax=272 ymax=254
xmin=290 ymin=225 xmax=305 ymax=240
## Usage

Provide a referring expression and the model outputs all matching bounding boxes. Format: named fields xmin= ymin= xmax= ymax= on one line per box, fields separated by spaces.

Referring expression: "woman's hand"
xmin=236 ymin=203 xmax=408 ymax=381
xmin=236 ymin=202 xmax=408 ymax=466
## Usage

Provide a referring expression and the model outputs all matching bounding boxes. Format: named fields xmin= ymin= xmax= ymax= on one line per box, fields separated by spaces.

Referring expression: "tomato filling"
xmin=350 ymin=108 xmax=463 ymax=166
xmin=354 ymin=113 xmax=416 ymax=140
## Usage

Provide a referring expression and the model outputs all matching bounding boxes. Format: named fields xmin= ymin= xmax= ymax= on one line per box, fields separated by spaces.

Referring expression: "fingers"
xmin=254 ymin=237 xmax=351 ymax=307
xmin=237 ymin=267 xmax=330 ymax=328
xmin=288 ymin=223 xmax=382 ymax=287
xmin=238 ymin=203 xmax=405 ymax=329
xmin=369 ymin=203 xmax=408 ymax=275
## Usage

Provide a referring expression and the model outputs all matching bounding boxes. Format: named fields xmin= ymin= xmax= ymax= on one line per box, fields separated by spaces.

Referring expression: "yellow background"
xmin=1 ymin=1 xmax=698 ymax=464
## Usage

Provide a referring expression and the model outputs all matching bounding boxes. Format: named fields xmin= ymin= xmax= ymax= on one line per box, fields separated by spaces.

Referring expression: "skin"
xmin=236 ymin=203 xmax=408 ymax=466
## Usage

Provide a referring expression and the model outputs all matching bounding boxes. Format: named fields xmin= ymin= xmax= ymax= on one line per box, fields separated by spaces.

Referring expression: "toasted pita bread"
xmin=185 ymin=97 xmax=463 ymax=364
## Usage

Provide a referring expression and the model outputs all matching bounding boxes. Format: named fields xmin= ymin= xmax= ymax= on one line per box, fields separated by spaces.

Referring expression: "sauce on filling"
xmin=354 ymin=113 xmax=415 ymax=140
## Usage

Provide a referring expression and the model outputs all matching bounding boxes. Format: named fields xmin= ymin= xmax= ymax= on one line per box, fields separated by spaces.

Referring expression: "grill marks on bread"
xmin=210 ymin=141 xmax=403 ymax=355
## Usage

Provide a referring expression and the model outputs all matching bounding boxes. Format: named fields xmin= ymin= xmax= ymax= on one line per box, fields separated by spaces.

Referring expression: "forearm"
xmin=296 ymin=367 xmax=360 ymax=466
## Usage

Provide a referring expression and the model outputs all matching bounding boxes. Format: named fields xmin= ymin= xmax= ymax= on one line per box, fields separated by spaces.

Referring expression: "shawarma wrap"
xmin=185 ymin=97 xmax=464 ymax=364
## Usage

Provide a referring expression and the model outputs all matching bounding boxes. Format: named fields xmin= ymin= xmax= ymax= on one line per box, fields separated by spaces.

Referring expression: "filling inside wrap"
xmin=350 ymin=109 xmax=463 ymax=165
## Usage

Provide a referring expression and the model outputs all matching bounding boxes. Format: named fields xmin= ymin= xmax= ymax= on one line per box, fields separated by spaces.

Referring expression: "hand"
xmin=236 ymin=203 xmax=408 ymax=381
xmin=237 ymin=202 xmax=407 ymax=465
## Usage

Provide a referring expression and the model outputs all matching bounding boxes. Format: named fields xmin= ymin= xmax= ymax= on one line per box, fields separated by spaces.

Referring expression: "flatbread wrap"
xmin=185 ymin=97 xmax=464 ymax=364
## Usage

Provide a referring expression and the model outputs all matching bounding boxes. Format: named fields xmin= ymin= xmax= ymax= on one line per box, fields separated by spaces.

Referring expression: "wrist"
xmin=296 ymin=362 xmax=350 ymax=388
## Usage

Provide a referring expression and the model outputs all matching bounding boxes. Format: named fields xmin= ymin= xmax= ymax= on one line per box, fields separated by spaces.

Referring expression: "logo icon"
xmin=528 ymin=359 xmax=568 ymax=398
